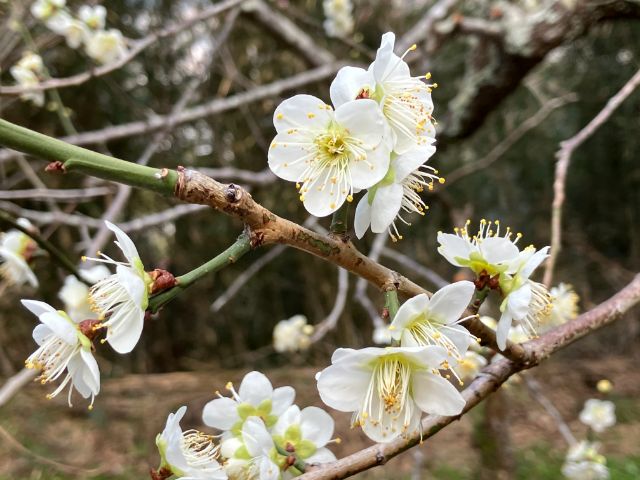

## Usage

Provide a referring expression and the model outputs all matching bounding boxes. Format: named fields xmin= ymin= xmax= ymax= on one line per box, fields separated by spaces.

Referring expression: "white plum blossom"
xmin=437 ymin=219 xmax=522 ymax=277
xmin=9 ymin=53 xmax=45 ymax=107
xmin=156 ymin=406 xmax=227 ymax=480
xmin=84 ymin=221 xmax=151 ymax=354
xmin=579 ymin=399 xmax=616 ymax=433
xmin=31 ymin=0 xmax=65 ymax=21
xmin=330 ymin=32 xmax=436 ymax=154
xmin=496 ymin=245 xmax=551 ymax=350
xmin=316 ymin=346 xmax=465 ymax=442
xmin=221 ymin=417 xmax=280 ymax=480
xmin=453 ymin=351 xmax=488 ymax=384
xmin=390 ymin=281 xmax=476 ymax=359
xmin=322 ymin=0 xmax=354 ymax=38
xmin=354 ymin=142 xmax=441 ymax=240
xmin=0 ymin=218 xmax=38 ymax=287
xmin=47 ymin=12 xmax=89 ymax=49
xmin=273 ymin=315 xmax=314 ymax=353
xmin=202 ymin=371 xmax=295 ymax=435
xmin=545 ymin=283 xmax=580 ymax=327
xmin=85 ymin=29 xmax=127 ymax=64
xmin=268 ymin=94 xmax=390 ymax=217
xmin=272 ymin=405 xmax=337 ymax=469
xmin=372 ymin=323 xmax=392 ymax=345
xmin=58 ymin=265 xmax=111 ymax=321
xmin=22 ymin=300 xmax=100 ymax=407
xmin=562 ymin=441 xmax=609 ymax=480
xmin=78 ymin=5 xmax=107 ymax=30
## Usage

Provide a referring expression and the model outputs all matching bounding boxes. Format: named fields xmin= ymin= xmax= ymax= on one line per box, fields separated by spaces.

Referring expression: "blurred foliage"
xmin=0 ymin=0 xmax=638 ymax=379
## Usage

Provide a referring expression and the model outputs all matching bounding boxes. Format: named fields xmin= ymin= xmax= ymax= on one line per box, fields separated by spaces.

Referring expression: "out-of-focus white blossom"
xmin=453 ymin=351 xmax=487 ymax=384
xmin=579 ymin=399 xmax=616 ymax=433
xmin=58 ymin=265 xmax=111 ymax=321
xmin=31 ymin=0 xmax=65 ymax=21
xmin=544 ymin=283 xmax=580 ymax=327
xmin=0 ymin=218 xmax=38 ymax=287
xmin=323 ymin=0 xmax=354 ymax=38
xmin=562 ymin=441 xmax=609 ymax=480
xmin=78 ymin=5 xmax=107 ymax=30
xmin=85 ymin=29 xmax=127 ymax=64
xmin=47 ymin=12 xmax=89 ymax=48
xmin=273 ymin=314 xmax=314 ymax=353
xmin=372 ymin=323 xmax=392 ymax=344
xmin=9 ymin=53 xmax=45 ymax=106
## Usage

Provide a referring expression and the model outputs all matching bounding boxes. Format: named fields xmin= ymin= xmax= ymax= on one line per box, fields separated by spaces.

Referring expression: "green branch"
xmin=0 ymin=210 xmax=88 ymax=284
xmin=384 ymin=289 xmax=400 ymax=321
xmin=0 ymin=119 xmax=177 ymax=195
xmin=148 ymin=233 xmax=252 ymax=313
xmin=329 ymin=202 xmax=350 ymax=237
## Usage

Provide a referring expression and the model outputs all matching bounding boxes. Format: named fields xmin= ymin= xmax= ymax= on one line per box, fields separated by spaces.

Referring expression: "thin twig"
xmin=310 ymin=268 xmax=350 ymax=343
xmin=544 ymin=67 xmax=640 ymax=286
xmin=0 ymin=186 xmax=114 ymax=200
xmin=0 ymin=368 xmax=35 ymax=408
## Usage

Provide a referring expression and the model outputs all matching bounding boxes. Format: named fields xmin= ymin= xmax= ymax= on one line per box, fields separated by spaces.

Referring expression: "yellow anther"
xmin=307 ymin=112 xmax=315 ymax=119
xmin=225 ymin=381 xmax=233 ymax=390
xmin=347 ymin=194 xmax=353 ymax=202
xmin=276 ymin=113 xmax=283 ymax=120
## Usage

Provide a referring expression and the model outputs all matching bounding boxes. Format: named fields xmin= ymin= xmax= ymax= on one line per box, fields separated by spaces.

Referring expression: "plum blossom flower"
xmin=203 ymin=371 xmax=295 ymax=434
xmin=545 ymin=283 xmax=580 ymax=328
xmin=78 ymin=5 xmax=107 ymax=30
xmin=437 ymin=219 xmax=522 ymax=277
xmin=0 ymin=218 xmax=38 ymax=287
xmin=579 ymin=399 xmax=616 ymax=433
xmin=330 ymin=32 xmax=436 ymax=154
xmin=156 ymin=406 xmax=227 ymax=480
xmin=85 ymin=29 xmax=127 ymax=64
xmin=47 ymin=12 xmax=89 ymax=49
xmin=273 ymin=315 xmax=314 ymax=353
xmin=316 ymin=346 xmax=465 ymax=442
xmin=268 ymin=94 xmax=390 ymax=217
xmin=221 ymin=417 xmax=280 ymax=480
xmin=9 ymin=53 xmax=45 ymax=107
xmin=22 ymin=300 xmax=99 ymax=407
xmin=354 ymin=143 xmax=441 ymax=240
xmin=58 ymin=265 xmax=111 ymax=321
xmin=562 ymin=441 xmax=609 ymax=480
xmin=31 ymin=0 xmax=65 ymax=21
xmin=372 ymin=323 xmax=392 ymax=345
xmin=389 ymin=281 xmax=476 ymax=359
xmin=323 ymin=0 xmax=354 ymax=38
xmin=496 ymin=245 xmax=551 ymax=349
xmin=272 ymin=405 xmax=337 ymax=470
xmin=453 ymin=351 xmax=488 ymax=384
xmin=83 ymin=221 xmax=151 ymax=354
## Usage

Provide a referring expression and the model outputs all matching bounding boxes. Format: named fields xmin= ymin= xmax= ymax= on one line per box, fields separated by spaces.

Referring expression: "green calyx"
xmin=230 ymin=400 xmax=277 ymax=436
xmin=367 ymin=165 xmax=397 ymax=205
xmin=273 ymin=424 xmax=317 ymax=461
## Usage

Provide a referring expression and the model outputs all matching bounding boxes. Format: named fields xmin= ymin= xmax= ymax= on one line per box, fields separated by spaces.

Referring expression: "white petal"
xmin=479 ymin=237 xmax=520 ymax=265
xmin=273 ymin=94 xmax=333 ymax=132
xmin=412 ymin=371 xmax=465 ymax=416
xmin=372 ymin=32 xmax=410 ymax=83
xmin=390 ymin=294 xmax=431 ymax=336
xmin=507 ymin=284 xmax=532 ymax=320
xmin=32 ymin=324 xmax=52 ymax=345
xmin=67 ymin=353 xmax=92 ymax=398
xmin=370 ymin=183 xmax=403 ymax=233
xmin=21 ymin=299 xmax=56 ymax=317
xmin=259 ymin=457 xmax=280 ymax=480
xmin=300 ymin=406 xmax=334 ymax=447
xmin=116 ymin=265 xmax=147 ymax=309
xmin=393 ymin=144 xmax=436 ymax=182
xmin=202 ymin=396 xmax=239 ymax=430
xmin=71 ymin=348 xmax=100 ymax=398
xmin=274 ymin=405 xmax=301 ymax=435
xmin=353 ymin=195 xmax=372 ymax=239
xmin=39 ymin=312 xmax=77 ymax=345
xmin=427 ymin=281 xmax=475 ymax=324
xmin=521 ymin=246 xmax=550 ymax=278
xmin=397 ymin=345 xmax=449 ymax=368
xmin=242 ymin=417 xmax=273 ymax=457
xmin=302 ymin=173 xmax=348 ymax=217
xmin=306 ymin=447 xmax=337 ymax=464
xmin=443 ymin=324 xmax=473 ymax=355
xmin=105 ymin=307 xmax=144 ymax=354
xmin=330 ymin=66 xmax=375 ymax=107
xmin=334 ymin=99 xmax=385 ymax=148
xmin=348 ymin=140 xmax=391 ymax=190
xmin=361 ymin=395 xmax=420 ymax=443
xmin=239 ymin=371 xmax=273 ymax=405
xmin=496 ymin=311 xmax=512 ymax=351
xmin=331 ymin=348 xmax=357 ymax=363
xmin=272 ymin=385 xmax=296 ymax=415
xmin=105 ymin=221 xmax=139 ymax=263
xmin=316 ymin=364 xmax=369 ymax=412
xmin=437 ymin=233 xmax=472 ymax=266
xmin=268 ymin=132 xmax=314 ymax=182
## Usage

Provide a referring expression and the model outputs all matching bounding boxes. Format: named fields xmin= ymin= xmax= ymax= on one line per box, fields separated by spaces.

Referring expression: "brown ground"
xmin=0 ymin=354 xmax=638 ymax=479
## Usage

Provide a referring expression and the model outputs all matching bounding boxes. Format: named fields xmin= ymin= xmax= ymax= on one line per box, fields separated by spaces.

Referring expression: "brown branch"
xmin=0 ymin=0 xmax=245 ymax=96
xmin=299 ymin=273 xmax=640 ymax=480
xmin=543 ymin=66 xmax=640 ymax=286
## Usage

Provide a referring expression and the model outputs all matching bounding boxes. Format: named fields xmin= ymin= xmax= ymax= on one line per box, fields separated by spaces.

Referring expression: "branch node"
xmin=225 ymin=183 xmax=242 ymax=203
xmin=45 ymin=161 xmax=66 ymax=173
